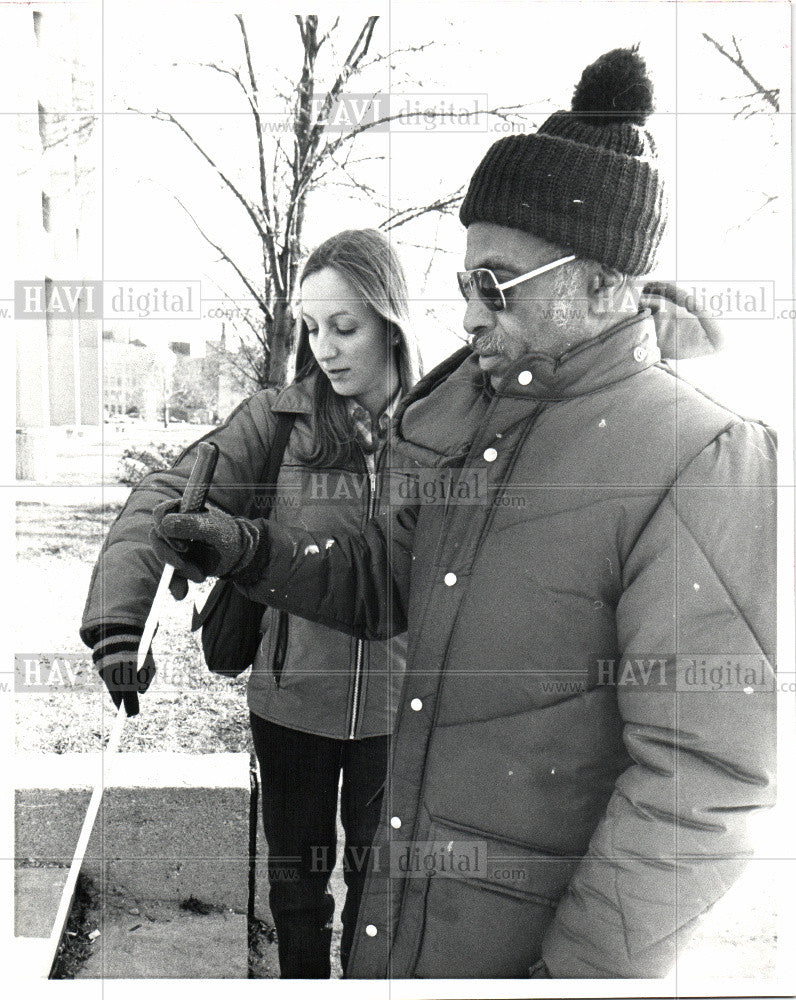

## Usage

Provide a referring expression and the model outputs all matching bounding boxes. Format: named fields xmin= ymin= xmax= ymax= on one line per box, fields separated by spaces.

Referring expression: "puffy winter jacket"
xmin=80 ymin=373 xmax=407 ymax=739
xmin=235 ymin=307 xmax=777 ymax=977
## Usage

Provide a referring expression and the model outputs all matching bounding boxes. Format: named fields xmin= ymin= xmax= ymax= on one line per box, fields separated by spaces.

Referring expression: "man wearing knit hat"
xmin=151 ymin=48 xmax=776 ymax=979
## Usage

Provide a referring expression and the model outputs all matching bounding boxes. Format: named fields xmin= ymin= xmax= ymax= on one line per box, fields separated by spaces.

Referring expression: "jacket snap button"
xmin=390 ymin=816 xmax=402 ymax=829
xmin=365 ymin=924 xmax=378 ymax=937
xmin=633 ymin=345 xmax=647 ymax=362
xmin=444 ymin=572 xmax=457 ymax=586
xmin=517 ymin=370 xmax=533 ymax=385
xmin=483 ymin=447 xmax=497 ymax=462
xmin=410 ymin=698 xmax=423 ymax=711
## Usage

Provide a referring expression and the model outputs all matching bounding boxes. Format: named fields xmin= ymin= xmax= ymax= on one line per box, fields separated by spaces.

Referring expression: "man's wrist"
xmin=222 ymin=515 xmax=261 ymax=578
xmin=230 ymin=518 xmax=271 ymax=586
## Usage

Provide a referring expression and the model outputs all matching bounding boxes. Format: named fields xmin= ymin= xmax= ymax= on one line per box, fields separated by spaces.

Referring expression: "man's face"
xmin=463 ymin=223 xmax=585 ymax=387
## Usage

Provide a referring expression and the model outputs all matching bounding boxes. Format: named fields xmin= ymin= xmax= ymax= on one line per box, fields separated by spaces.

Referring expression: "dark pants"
xmin=249 ymin=713 xmax=389 ymax=978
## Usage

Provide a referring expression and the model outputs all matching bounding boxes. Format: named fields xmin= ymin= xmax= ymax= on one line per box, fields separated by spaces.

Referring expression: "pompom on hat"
xmin=459 ymin=46 xmax=667 ymax=276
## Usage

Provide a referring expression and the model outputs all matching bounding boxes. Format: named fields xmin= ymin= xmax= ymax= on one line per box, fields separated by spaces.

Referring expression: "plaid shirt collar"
xmin=346 ymin=389 xmax=402 ymax=456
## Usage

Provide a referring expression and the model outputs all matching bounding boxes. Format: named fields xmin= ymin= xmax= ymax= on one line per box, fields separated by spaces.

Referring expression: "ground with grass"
xmin=14 ymin=497 xmax=251 ymax=754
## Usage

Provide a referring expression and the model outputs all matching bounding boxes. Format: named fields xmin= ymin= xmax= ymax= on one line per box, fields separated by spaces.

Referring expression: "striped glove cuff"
xmin=91 ymin=625 xmax=144 ymax=675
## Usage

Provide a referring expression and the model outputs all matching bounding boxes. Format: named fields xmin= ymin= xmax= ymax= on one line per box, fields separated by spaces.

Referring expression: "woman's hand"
xmin=150 ymin=499 xmax=260 ymax=581
xmin=90 ymin=625 xmax=156 ymax=717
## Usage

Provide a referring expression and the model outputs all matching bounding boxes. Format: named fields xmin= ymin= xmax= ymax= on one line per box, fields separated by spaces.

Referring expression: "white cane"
xmin=40 ymin=441 xmax=220 ymax=978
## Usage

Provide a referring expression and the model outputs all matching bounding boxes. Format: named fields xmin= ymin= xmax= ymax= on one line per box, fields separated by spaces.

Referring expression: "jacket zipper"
xmin=392 ymin=401 xmax=546 ymax=937
xmin=272 ymin=611 xmax=289 ymax=687
xmin=348 ymin=461 xmax=380 ymax=739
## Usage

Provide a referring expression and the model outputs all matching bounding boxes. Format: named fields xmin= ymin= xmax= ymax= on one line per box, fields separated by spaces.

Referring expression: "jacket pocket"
xmin=271 ymin=611 xmax=289 ymax=687
xmin=408 ymin=815 xmax=578 ymax=978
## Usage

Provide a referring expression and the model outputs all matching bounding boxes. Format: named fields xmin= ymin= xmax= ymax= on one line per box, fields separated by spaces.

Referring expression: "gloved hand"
xmin=91 ymin=625 xmax=156 ymax=717
xmin=169 ymin=574 xmax=189 ymax=601
xmin=150 ymin=499 xmax=261 ymax=583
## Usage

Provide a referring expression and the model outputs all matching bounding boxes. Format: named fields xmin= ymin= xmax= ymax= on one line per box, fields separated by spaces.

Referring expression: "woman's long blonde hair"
xmin=294 ymin=229 xmax=418 ymax=468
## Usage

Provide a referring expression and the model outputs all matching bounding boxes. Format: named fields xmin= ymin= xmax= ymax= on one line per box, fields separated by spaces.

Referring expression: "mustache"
xmin=471 ymin=333 xmax=505 ymax=356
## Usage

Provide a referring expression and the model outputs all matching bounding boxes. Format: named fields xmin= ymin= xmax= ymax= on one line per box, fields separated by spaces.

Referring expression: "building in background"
xmin=15 ymin=4 xmax=101 ymax=481
xmin=101 ymin=332 xmax=159 ymax=419
xmin=100 ymin=325 xmax=248 ymax=425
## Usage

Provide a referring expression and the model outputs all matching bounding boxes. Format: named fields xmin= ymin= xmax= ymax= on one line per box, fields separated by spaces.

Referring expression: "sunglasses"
xmin=457 ymin=255 xmax=576 ymax=312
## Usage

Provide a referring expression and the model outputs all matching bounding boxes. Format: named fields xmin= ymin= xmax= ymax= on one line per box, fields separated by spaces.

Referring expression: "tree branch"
xmin=703 ymin=33 xmax=780 ymax=112
xmin=726 ymin=192 xmax=779 ymax=232
xmin=360 ymin=40 xmax=434 ymax=70
xmin=379 ymin=185 xmax=466 ymax=231
xmin=235 ymin=14 xmax=282 ymax=294
xmin=181 ymin=60 xmax=253 ymax=106
xmin=133 ymin=107 xmax=271 ymax=243
xmin=308 ymin=16 xmax=379 ymax=150
xmin=318 ymin=16 xmax=340 ymax=48
xmin=170 ymin=192 xmax=273 ymax=323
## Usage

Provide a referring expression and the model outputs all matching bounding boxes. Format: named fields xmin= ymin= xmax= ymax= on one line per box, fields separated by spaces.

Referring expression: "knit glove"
xmin=90 ymin=625 xmax=156 ymax=717
xmin=150 ymin=499 xmax=261 ymax=583
xmin=169 ymin=574 xmax=189 ymax=601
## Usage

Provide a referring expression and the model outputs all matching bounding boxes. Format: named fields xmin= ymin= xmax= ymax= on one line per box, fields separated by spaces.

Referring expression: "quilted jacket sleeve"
xmin=542 ymin=419 xmax=777 ymax=977
xmin=234 ymin=503 xmax=419 ymax=640
xmin=80 ymin=392 xmax=279 ymax=642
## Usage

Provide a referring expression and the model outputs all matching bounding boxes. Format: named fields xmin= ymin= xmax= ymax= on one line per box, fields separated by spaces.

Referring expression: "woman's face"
xmin=301 ymin=266 xmax=399 ymax=414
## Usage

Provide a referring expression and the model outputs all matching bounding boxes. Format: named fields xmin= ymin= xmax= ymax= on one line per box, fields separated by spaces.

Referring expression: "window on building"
xmin=37 ymin=102 xmax=47 ymax=148
xmin=41 ymin=192 xmax=51 ymax=233
xmin=44 ymin=277 xmax=53 ymax=337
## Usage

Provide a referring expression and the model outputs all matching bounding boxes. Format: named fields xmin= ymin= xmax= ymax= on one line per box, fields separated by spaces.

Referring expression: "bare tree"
xmin=703 ymin=32 xmax=781 ymax=230
xmin=135 ymin=14 xmax=525 ymax=389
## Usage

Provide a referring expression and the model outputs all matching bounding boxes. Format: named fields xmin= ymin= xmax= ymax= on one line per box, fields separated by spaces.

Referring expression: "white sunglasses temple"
xmin=498 ymin=254 xmax=577 ymax=291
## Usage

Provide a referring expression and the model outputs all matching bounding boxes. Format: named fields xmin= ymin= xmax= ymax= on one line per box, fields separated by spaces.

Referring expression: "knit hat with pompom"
xmin=459 ymin=46 xmax=667 ymax=275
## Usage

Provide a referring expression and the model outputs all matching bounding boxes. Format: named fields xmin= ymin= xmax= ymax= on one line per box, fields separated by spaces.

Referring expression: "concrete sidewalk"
xmin=16 ymin=752 xmax=252 ymax=912
xmin=15 ymin=751 xmax=256 ymax=978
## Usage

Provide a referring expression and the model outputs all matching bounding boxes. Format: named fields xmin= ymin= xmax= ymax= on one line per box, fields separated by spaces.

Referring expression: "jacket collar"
xmin=271 ymin=375 xmax=316 ymax=414
xmin=394 ymin=311 xmax=661 ymax=466
xmin=272 ymin=374 xmax=406 ymax=421
xmin=495 ymin=309 xmax=660 ymax=401
xmin=395 ymin=348 xmax=490 ymax=468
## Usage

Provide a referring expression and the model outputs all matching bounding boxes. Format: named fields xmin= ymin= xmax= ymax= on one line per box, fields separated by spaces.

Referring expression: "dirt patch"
xmin=50 ymin=872 xmax=99 ymax=979
xmin=51 ymin=878 xmax=262 ymax=979
xmin=70 ymin=891 xmax=250 ymax=979
xmin=248 ymin=915 xmax=280 ymax=978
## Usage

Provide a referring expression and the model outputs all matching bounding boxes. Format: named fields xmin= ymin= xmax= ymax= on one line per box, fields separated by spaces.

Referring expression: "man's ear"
xmin=588 ymin=267 xmax=636 ymax=315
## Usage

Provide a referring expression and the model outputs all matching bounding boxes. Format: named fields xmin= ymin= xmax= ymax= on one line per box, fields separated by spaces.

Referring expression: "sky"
xmin=16 ymin=0 xmax=795 ymax=425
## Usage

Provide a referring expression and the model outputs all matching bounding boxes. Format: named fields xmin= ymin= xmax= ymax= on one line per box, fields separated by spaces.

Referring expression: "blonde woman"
xmin=82 ymin=229 xmax=420 ymax=977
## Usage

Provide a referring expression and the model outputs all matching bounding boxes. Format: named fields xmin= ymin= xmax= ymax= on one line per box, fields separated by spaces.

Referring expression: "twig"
xmin=169 ymin=192 xmax=273 ymax=322
xmin=132 ymin=107 xmax=269 ymax=243
xmin=379 ymin=186 xmax=466 ymax=231
xmin=726 ymin=192 xmax=779 ymax=232
xmin=702 ymin=33 xmax=780 ymax=112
